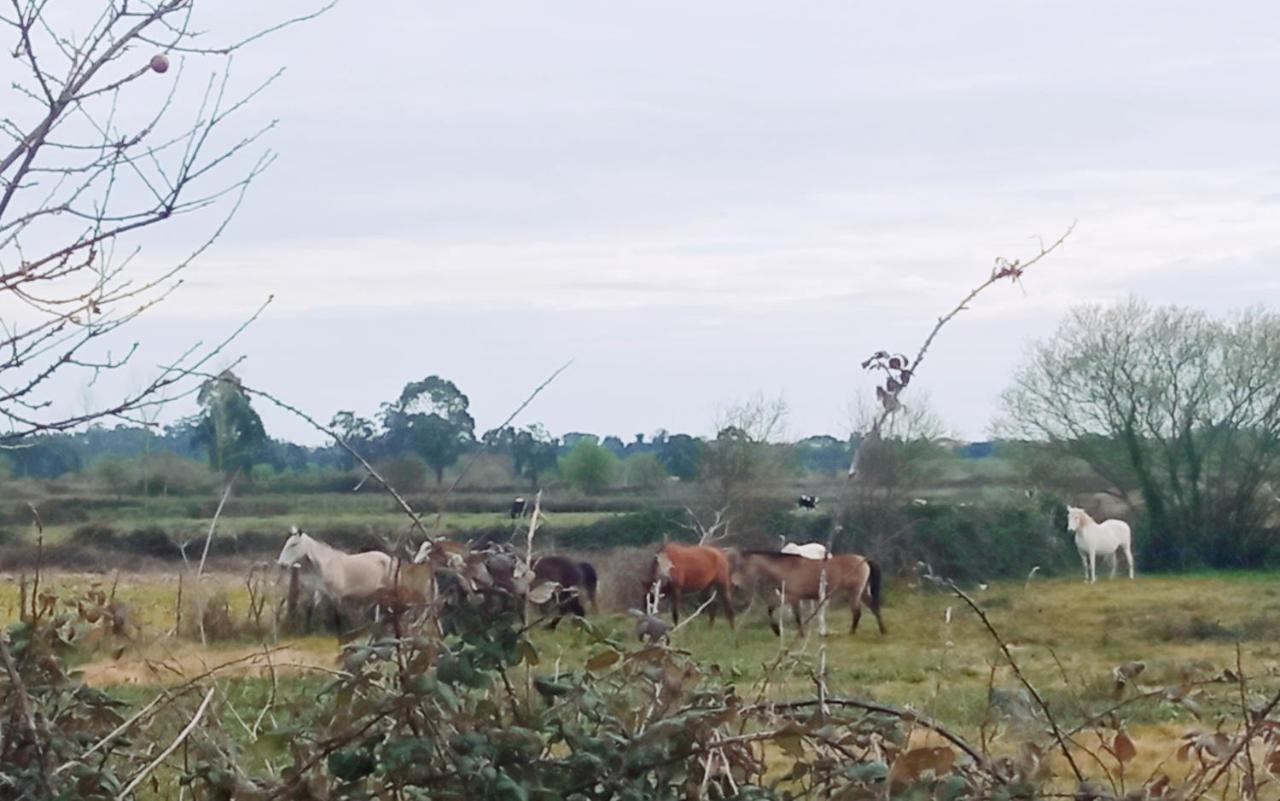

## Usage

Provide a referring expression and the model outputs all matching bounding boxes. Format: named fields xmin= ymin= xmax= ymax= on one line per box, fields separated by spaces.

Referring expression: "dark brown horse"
xmin=532 ymin=555 xmax=598 ymax=628
xmin=733 ymin=551 xmax=884 ymax=636
xmin=646 ymin=543 xmax=735 ymax=628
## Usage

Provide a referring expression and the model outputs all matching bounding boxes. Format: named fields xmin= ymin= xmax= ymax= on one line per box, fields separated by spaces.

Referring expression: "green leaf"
xmin=517 ymin=640 xmax=540 ymax=666
xmin=534 ymin=677 xmax=573 ymax=700
xmin=327 ymin=747 xmax=377 ymax=782
xmin=938 ymin=774 xmax=971 ymax=801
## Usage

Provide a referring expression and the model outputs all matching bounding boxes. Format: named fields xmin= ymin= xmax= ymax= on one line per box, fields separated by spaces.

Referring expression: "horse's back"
xmin=781 ymin=542 xmax=827 ymax=560
xmin=345 ymin=550 xmax=397 ymax=595
xmin=534 ymin=554 xmax=582 ymax=586
xmin=1102 ymin=519 xmax=1132 ymax=545
xmin=1081 ymin=518 xmax=1131 ymax=550
xmin=660 ymin=543 xmax=729 ymax=589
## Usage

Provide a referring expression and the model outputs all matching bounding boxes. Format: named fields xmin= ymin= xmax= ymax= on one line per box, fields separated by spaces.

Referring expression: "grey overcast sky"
xmin=66 ymin=2 xmax=1280 ymax=442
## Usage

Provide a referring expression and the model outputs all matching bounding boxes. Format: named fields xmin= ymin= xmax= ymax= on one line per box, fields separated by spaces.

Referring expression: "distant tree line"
xmin=0 ymin=373 xmax=867 ymax=491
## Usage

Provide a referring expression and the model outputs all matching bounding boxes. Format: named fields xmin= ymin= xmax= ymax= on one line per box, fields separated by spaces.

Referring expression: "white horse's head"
xmin=412 ymin=540 xmax=433 ymax=565
xmin=277 ymin=526 xmax=312 ymax=568
xmin=1065 ymin=506 xmax=1090 ymax=532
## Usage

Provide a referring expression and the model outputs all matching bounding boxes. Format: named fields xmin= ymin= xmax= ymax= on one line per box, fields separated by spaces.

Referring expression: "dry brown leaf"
xmin=1266 ymin=749 xmax=1280 ymax=779
xmin=585 ymin=649 xmax=620 ymax=672
xmin=1113 ymin=730 xmax=1137 ymax=764
xmin=890 ymin=746 xmax=956 ymax=784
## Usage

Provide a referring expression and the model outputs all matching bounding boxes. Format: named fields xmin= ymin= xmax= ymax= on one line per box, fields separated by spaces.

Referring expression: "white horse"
xmin=1065 ymin=506 xmax=1135 ymax=583
xmin=276 ymin=527 xmax=396 ymax=627
xmin=780 ymin=541 xmax=829 ymax=560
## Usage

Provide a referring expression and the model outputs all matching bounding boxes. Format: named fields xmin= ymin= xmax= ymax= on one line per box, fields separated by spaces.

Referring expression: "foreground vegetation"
xmin=4 ymin=568 xmax=1279 ymax=799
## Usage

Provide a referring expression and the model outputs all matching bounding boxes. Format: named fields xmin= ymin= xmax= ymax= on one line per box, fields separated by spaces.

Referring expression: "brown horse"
xmin=733 ymin=551 xmax=884 ymax=636
xmin=647 ymin=543 xmax=735 ymax=628
xmin=531 ymin=555 xmax=599 ymax=628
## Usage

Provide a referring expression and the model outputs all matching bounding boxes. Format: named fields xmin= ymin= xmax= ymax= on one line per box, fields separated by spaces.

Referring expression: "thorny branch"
xmin=941 ymin=577 xmax=1087 ymax=783
xmin=848 ymin=222 xmax=1076 ymax=476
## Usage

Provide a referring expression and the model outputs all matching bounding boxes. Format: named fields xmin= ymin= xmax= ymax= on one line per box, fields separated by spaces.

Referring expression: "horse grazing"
xmin=276 ymin=528 xmax=395 ymax=631
xmin=531 ymin=555 xmax=599 ymax=628
xmin=779 ymin=541 xmax=828 ymax=560
xmin=1066 ymin=506 xmax=1135 ymax=583
xmin=734 ymin=551 xmax=884 ymax=637
xmin=646 ymin=543 xmax=735 ymax=628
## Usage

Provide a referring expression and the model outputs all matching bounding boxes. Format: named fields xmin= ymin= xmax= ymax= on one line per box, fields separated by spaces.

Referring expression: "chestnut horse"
xmin=647 ymin=543 xmax=735 ymax=628
xmin=734 ymin=551 xmax=884 ymax=637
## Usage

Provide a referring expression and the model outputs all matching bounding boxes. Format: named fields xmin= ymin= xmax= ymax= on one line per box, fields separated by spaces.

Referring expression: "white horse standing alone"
xmin=1066 ymin=506 xmax=1135 ymax=583
xmin=276 ymin=527 xmax=396 ymax=629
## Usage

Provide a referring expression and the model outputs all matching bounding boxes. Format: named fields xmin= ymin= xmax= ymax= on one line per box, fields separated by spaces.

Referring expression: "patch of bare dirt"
xmin=78 ymin=640 xmax=340 ymax=686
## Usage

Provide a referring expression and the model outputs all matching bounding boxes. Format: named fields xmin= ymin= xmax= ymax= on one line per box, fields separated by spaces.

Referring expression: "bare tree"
xmin=843 ymin=393 xmax=950 ymax=568
xmin=698 ymin=393 xmax=790 ymax=540
xmin=0 ymin=1 xmax=327 ymax=441
xmin=999 ymin=299 xmax=1280 ymax=569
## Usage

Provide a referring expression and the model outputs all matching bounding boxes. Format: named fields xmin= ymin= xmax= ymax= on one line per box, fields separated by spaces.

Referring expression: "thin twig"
xmin=0 ymin=633 xmax=52 ymax=795
xmin=196 ymin=469 xmax=238 ymax=578
xmin=431 ymin=360 xmax=573 ymax=534
xmin=1187 ymin=686 xmax=1280 ymax=801
xmin=943 ymin=578 xmax=1086 ymax=783
xmin=115 ymin=686 xmax=216 ymax=801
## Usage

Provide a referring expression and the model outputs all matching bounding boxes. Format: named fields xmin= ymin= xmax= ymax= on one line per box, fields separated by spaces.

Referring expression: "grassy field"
xmin=2 ymin=568 xmax=1280 ymax=793
xmin=5 ymin=568 xmax=1278 ymax=785
xmin=0 ymin=489 xmax=611 ymax=547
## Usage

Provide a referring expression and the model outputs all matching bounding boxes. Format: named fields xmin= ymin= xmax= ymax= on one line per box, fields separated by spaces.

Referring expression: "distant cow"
xmin=510 ymin=497 xmax=528 ymax=519
xmin=797 ymin=494 xmax=818 ymax=510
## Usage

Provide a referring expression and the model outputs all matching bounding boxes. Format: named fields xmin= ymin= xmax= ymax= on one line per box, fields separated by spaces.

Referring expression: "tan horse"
xmin=733 ymin=550 xmax=885 ymax=636
xmin=647 ymin=543 xmax=736 ymax=628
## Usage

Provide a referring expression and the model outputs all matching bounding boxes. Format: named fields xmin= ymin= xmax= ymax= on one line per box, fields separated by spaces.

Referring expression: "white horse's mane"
xmin=1066 ymin=506 xmax=1099 ymax=529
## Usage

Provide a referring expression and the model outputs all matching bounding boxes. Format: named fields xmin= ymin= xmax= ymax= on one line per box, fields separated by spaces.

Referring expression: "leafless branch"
xmin=849 ymin=223 xmax=1075 ymax=475
xmin=0 ymin=0 xmax=328 ymax=439
xmin=114 ymin=685 xmax=215 ymax=801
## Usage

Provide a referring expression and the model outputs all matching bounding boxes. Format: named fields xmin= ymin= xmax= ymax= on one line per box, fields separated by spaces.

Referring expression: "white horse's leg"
xmin=1088 ymin=550 xmax=1097 ymax=584
xmin=1124 ymin=542 xmax=1135 ymax=579
xmin=1078 ymin=548 xmax=1090 ymax=583
xmin=1109 ymin=550 xmax=1118 ymax=579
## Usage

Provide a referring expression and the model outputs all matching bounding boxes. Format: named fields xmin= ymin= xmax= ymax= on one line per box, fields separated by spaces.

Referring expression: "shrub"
xmin=559 ymin=441 xmax=618 ymax=495
xmin=86 ymin=456 xmax=136 ymax=497
xmin=70 ymin=524 xmax=119 ymax=547
xmin=135 ymin=453 xmax=219 ymax=495
xmin=376 ymin=455 xmax=430 ymax=494
xmin=552 ymin=508 xmax=689 ymax=550
xmin=838 ymin=500 xmax=1073 ymax=582
xmin=120 ymin=526 xmax=180 ymax=559
xmin=621 ymin=452 xmax=668 ymax=490
xmin=249 ymin=463 xmax=278 ymax=483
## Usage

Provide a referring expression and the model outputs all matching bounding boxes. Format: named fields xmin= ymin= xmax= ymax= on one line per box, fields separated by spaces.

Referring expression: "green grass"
xmin=7 ymin=570 xmax=1278 ymax=792
xmin=524 ymin=573 xmax=1280 ymax=734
